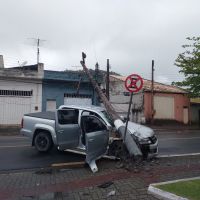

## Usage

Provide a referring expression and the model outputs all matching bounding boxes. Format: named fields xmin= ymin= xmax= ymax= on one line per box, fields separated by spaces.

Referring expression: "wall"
xmin=132 ymin=92 xmax=145 ymax=123
xmin=0 ymin=64 xmax=44 ymax=79
xmin=144 ymin=92 xmax=189 ymax=123
xmin=109 ymin=77 xmax=126 ymax=95
xmin=109 ymin=77 xmax=130 ymax=117
xmin=0 ymin=79 xmax=42 ymax=113
xmin=0 ymin=64 xmax=43 ymax=125
xmin=42 ymin=80 xmax=95 ymax=111
xmin=109 ymin=77 xmax=145 ymax=121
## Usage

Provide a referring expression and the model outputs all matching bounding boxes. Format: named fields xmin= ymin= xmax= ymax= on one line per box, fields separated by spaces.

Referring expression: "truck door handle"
xmin=58 ymin=130 xmax=64 ymax=133
xmin=89 ymin=139 xmax=94 ymax=142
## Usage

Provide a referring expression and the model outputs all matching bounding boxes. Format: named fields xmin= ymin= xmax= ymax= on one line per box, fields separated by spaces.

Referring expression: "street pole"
xmin=37 ymin=38 xmax=40 ymax=64
xmin=26 ymin=37 xmax=46 ymax=65
xmin=123 ymin=92 xmax=133 ymax=142
xmin=80 ymin=52 xmax=142 ymax=157
xmin=151 ymin=60 xmax=155 ymax=123
xmin=106 ymin=59 xmax=110 ymax=100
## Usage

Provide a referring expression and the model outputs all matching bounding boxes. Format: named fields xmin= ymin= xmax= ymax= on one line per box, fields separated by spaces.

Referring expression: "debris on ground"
xmin=82 ymin=192 xmax=90 ymax=196
xmin=114 ymin=154 xmax=160 ymax=173
xmin=98 ymin=181 xmax=113 ymax=188
xmin=35 ymin=168 xmax=53 ymax=174
xmin=106 ymin=190 xmax=116 ymax=197
xmin=115 ymin=162 xmax=124 ymax=169
xmin=58 ymin=168 xmax=72 ymax=172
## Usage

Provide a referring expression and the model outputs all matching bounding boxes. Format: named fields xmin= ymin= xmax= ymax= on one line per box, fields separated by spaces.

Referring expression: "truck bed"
xmin=25 ymin=111 xmax=55 ymax=120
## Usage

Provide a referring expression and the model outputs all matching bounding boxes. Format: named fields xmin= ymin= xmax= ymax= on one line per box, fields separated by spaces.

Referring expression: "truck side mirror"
xmin=107 ymin=125 xmax=112 ymax=131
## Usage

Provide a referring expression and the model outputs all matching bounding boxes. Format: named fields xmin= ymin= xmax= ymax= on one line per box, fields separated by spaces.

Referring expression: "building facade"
xmin=109 ymin=75 xmax=190 ymax=124
xmin=42 ymin=70 xmax=99 ymax=111
xmin=0 ymin=55 xmax=101 ymax=125
xmin=0 ymin=64 xmax=43 ymax=125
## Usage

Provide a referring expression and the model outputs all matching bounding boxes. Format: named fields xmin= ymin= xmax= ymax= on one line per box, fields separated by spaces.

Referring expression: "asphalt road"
xmin=156 ymin=130 xmax=200 ymax=156
xmin=0 ymin=136 xmax=85 ymax=171
xmin=0 ymin=130 xmax=200 ymax=171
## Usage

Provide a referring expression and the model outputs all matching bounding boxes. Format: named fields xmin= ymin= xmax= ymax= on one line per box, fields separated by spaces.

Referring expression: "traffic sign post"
xmin=123 ymin=74 xmax=143 ymax=143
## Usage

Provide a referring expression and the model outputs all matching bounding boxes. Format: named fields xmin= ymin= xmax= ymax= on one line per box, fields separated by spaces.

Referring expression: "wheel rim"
xmin=36 ymin=135 xmax=49 ymax=151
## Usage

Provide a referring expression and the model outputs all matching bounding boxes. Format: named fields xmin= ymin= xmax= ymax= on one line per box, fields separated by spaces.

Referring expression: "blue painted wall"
xmin=42 ymin=70 xmax=100 ymax=111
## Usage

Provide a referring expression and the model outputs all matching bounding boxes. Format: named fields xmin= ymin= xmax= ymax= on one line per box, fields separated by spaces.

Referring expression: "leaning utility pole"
xmin=80 ymin=52 xmax=142 ymax=158
xmin=81 ymin=53 xmax=118 ymax=121
xmin=151 ymin=60 xmax=155 ymax=122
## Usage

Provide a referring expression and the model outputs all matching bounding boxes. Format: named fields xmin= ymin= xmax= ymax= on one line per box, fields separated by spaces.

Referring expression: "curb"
xmin=153 ymin=129 xmax=200 ymax=132
xmin=158 ymin=152 xmax=200 ymax=158
xmin=148 ymin=185 xmax=188 ymax=200
xmin=148 ymin=177 xmax=200 ymax=200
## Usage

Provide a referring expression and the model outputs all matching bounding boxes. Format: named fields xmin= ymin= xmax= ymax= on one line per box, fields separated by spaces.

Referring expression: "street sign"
xmin=125 ymin=74 xmax=143 ymax=93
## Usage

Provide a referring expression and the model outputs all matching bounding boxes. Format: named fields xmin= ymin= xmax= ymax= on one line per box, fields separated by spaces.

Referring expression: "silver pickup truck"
xmin=20 ymin=105 xmax=158 ymax=172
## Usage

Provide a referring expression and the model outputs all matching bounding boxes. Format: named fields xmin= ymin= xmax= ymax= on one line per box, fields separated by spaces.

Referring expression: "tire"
xmin=141 ymin=147 xmax=148 ymax=160
xmin=142 ymin=151 xmax=148 ymax=160
xmin=34 ymin=132 xmax=53 ymax=152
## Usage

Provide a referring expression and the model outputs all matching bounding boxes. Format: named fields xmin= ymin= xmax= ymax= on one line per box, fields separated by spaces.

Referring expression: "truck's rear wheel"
xmin=34 ymin=132 xmax=52 ymax=152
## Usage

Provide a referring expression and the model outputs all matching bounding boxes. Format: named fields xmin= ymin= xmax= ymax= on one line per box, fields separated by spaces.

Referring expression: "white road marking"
xmin=0 ymin=145 xmax=30 ymax=148
xmin=158 ymin=152 xmax=200 ymax=158
xmin=0 ymin=136 xmax=27 ymax=140
xmin=159 ymin=137 xmax=200 ymax=141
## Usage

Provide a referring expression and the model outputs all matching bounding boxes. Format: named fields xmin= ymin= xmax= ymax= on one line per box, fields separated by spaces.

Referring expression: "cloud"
xmin=0 ymin=0 xmax=200 ymax=83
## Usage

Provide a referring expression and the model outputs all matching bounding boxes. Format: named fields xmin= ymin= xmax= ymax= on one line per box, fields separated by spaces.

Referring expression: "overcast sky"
xmin=0 ymin=0 xmax=200 ymax=83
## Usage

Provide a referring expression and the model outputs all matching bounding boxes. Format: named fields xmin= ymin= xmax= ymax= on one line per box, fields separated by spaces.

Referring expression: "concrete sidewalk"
xmin=0 ymin=155 xmax=200 ymax=200
xmin=0 ymin=127 xmax=20 ymax=136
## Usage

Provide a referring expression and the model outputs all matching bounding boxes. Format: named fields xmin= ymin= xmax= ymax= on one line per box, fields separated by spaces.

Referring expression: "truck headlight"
xmin=138 ymin=137 xmax=151 ymax=144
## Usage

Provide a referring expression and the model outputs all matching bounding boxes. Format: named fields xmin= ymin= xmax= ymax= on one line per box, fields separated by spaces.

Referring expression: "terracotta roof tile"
xmin=110 ymin=75 xmax=187 ymax=94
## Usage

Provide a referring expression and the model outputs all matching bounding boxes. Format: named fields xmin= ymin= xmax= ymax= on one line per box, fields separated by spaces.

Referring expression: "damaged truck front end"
xmin=126 ymin=121 xmax=158 ymax=158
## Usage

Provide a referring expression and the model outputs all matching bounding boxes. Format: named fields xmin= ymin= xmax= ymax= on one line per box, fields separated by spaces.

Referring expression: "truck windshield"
xmin=101 ymin=111 xmax=113 ymax=126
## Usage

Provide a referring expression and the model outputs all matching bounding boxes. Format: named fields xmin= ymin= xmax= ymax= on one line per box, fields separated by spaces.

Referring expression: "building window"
xmin=64 ymin=93 xmax=92 ymax=98
xmin=0 ymin=90 xmax=33 ymax=96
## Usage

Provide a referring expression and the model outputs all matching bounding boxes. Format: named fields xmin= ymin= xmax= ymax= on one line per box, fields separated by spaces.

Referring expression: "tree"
xmin=173 ymin=37 xmax=200 ymax=97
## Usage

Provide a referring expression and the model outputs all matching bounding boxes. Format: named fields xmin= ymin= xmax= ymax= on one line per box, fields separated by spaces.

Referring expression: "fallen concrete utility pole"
xmin=80 ymin=52 xmax=142 ymax=157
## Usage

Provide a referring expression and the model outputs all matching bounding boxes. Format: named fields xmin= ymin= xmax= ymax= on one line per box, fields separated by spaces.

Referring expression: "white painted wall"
xmin=0 ymin=79 xmax=42 ymax=125
xmin=0 ymin=96 xmax=31 ymax=124
xmin=110 ymin=94 xmax=129 ymax=118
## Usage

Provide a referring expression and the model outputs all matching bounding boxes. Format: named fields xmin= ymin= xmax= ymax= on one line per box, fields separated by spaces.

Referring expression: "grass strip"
xmin=156 ymin=179 xmax=200 ymax=200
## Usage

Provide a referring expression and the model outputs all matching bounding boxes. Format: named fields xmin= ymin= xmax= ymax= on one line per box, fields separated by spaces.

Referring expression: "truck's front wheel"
xmin=34 ymin=132 xmax=53 ymax=152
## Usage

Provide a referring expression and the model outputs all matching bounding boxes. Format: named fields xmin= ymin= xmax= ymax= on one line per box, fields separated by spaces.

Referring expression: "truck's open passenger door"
xmin=81 ymin=115 xmax=109 ymax=172
xmin=56 ymin=109 xmax=80 ymax=150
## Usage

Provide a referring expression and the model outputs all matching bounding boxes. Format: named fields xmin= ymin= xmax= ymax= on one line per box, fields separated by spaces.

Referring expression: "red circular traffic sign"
xmin=125 ymin=74 xmax=143 ymax=93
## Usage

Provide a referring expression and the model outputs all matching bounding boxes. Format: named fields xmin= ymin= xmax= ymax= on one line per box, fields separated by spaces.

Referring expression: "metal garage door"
xmin=46 ymin=100 xmax=57 ymax=111
xmin=0 ymin=96 xmax=31 ymax=125
xmin=154 ymin=96 xmax=175 ymax=119
xmin=64 ymin=94 xmax=92 ymax=106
